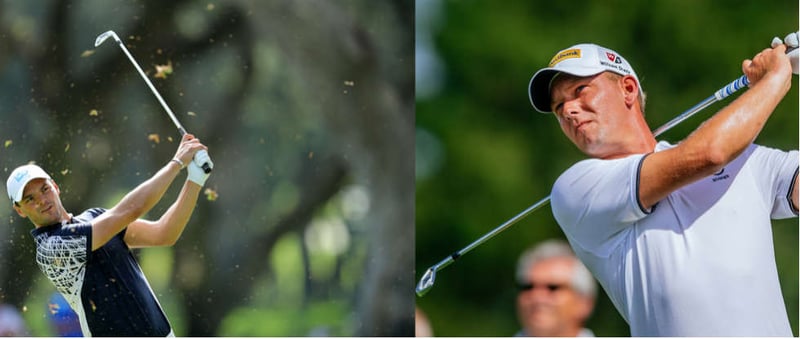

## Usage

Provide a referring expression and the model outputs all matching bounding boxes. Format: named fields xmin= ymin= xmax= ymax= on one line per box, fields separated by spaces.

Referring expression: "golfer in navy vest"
xmin=7 ymin=134 xmax=211 ymax=337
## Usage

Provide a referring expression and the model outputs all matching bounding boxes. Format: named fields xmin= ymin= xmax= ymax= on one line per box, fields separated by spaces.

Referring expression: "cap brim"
xmin=528 ymin=69 xmax=560 ymax=113
xmin=529 ymin=66 xmax=610 ymax=113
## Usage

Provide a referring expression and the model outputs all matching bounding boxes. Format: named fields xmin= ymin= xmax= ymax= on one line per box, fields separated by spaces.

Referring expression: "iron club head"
xmin=94 ymin=30 xmax=120 ymax=47
xmin=416 ymin=267 xmax=437 ymax=297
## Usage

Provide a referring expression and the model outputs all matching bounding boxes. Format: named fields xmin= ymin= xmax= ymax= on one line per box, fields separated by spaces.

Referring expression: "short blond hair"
xmin=604 ymin=72 xmax=647 ymax=113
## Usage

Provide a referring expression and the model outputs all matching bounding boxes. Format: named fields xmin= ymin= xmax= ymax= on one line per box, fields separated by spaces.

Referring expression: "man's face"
xmin=516 ymin=257 xmax=591 ymax=337
xmin=549 ymin=72 xmax=630 ymax=158
xmin=13 ymin=178 xmax=66 ymax=227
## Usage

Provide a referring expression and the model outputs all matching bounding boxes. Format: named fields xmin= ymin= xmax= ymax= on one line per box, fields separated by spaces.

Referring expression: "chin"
xmin=582 ymin=143 xmax=609 ymax=158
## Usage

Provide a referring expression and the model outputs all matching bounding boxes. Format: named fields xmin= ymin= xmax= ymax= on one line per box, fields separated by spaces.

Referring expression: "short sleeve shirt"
xmin=551 ymin=142 xmax=798 ymax=336
xmin=30 ymin=208 xmax=172 ymax=337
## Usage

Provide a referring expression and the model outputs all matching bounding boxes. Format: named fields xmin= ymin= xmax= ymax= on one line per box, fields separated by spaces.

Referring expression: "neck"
xmin=600 ymin=135 xmax=657 ymax=159
xmin=599 ymin=112 xmax=657 ymax=159
xmin=33 ymin=210 xmax=73 ymax=228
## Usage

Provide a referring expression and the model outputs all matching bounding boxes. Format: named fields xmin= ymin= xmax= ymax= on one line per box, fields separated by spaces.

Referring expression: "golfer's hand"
xmin=771 ymin=32 xmax=799 ymax=74
xmin=742 ymin=44 xmax=792 ymax=87
xmin=173 ymin=134 xmax=207 ymax=169
xmin=187 ymin=154 xmax=212 ymax=186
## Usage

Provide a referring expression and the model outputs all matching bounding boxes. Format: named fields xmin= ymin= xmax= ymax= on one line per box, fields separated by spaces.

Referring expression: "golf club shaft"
xmin=103 ymin=32 xmax=212 ymax=173
xmin=652 ymin=75 xmax=749 ymax=137
xmin=416 ymin=74 xmax=751 ymax=297
xmin=112 ymin=38 xmax=187 ymax=135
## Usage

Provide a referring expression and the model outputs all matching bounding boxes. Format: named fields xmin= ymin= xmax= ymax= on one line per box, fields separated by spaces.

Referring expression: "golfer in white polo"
xmin=528 ymin=34 xmax=799 ymax=335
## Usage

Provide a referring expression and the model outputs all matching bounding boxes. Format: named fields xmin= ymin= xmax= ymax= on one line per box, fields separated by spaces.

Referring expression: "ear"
xmin=620 ymin=75 xmax=639 ymax=109
xmin=13 ymin=204 xmax=28 ymax=219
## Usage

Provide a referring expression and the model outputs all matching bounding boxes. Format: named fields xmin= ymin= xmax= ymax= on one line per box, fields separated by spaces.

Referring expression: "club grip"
xmin=714 ymin=75 xmax=749 ymax=100
xmin=194 ymin=149 xmax=213 ymax=174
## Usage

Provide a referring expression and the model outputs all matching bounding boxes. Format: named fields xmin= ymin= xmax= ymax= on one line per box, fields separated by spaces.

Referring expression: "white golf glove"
xmin=771 ymin=31 xmax=799 ymax=74
xmin=187 ymin=152 xmax=213 ymax=186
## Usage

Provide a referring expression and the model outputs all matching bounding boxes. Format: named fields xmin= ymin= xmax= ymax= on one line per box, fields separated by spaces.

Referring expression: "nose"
xmin=561 ymin=99 xmax=581 ymax=119
xmin=33 ymin=196 xmax=45 ymax=208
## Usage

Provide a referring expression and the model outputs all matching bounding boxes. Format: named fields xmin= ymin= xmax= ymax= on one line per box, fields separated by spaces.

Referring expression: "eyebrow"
xmin=21 ymin=181 xmax=47 ymax=201
xmin=551 ymin=75 xmax=598 ymax=112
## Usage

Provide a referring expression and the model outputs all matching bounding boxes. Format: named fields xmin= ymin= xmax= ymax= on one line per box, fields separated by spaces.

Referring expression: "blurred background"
xmin=416 ymin=0 xmax=798 ymax=336
xmin=0 ymin=0 xmax=413 ymax=336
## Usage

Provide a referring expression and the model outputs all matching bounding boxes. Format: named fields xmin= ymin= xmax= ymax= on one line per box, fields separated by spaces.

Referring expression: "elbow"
xmin=163 ymin=230 xmax=182 ymax=246
xmin=153 ymin=224 xmax=180 ymax=247
xmin=160 ymin=237 xmax=178 ymax=247
xmin=700 ymin=140 xmax=741 ymax=174
xmin=703 ymin=149 xmax=728 ymax=172
xmin=684 ymin=141 xmax=728 ymax=176
xmin=120 ymin=200 xmax=149 ymax=223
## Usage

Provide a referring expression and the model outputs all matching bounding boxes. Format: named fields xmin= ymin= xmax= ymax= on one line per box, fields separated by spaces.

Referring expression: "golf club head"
xmin=416 ymin=267 xmax=437 ymax=297
xmin=94 ymin=30 xmax=120 ymax=47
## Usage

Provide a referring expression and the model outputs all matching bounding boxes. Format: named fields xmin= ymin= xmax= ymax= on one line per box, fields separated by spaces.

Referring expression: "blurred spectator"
xmin=415 ymin=306 xmax=433 ymax=337
xmin=47 ymin=293 xmax=81 ymax=337
xmin=515 ymin=239 xmax=595 ymax=337
xmin=0 ymin=303 xmax=30 ymax=336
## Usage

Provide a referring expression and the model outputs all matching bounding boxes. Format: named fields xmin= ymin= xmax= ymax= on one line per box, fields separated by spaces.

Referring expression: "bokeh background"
xmin=416 ymin=0 xmax=799 ymax=336
xmin=0 ymin=0 xmax=413 ymax=336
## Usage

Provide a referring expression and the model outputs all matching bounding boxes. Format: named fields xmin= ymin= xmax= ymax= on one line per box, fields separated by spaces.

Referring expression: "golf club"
xmin=416 ymin=73 xmax=754 ymax=297
xmin=94 ymin=30 xmax=213 ymax=173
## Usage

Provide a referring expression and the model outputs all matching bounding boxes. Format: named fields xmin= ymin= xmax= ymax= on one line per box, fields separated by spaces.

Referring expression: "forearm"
xmin=153 ymin=180 xmax=202 ymax=245
xmin=682 ymin=73 xmax=790 ymax=168
xmin=112 ymin=162 xmax=182 ymax=224
xmin=92 ymin=161 xmax=181 ymax=250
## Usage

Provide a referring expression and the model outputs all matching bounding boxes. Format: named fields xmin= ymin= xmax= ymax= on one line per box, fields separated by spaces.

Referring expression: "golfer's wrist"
xmin=169 ymin=158 xmax=185 ymax=170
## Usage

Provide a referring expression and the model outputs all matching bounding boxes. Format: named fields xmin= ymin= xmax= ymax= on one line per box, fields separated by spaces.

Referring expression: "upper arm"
xmin=89 ymin=207 xmax=162 ymax=251
xmin=89 ymin=207 xmax=136 ymax=251
xmin=124 ymin=219 xmax=172 ymax=248
xmin=638 ymin=144 xmax=724 ymax=210
xmin=551 ymin=157 xmax=646 ymax=254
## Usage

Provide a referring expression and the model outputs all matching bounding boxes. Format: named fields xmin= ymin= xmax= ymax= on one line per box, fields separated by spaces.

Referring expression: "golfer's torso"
xmin=598 ymin=148 xmax=790 ymax=336
xmin=81 ymin=230 xmax=171 ymax=336
xmin=32 ymin=208 xmax=172 ymax=337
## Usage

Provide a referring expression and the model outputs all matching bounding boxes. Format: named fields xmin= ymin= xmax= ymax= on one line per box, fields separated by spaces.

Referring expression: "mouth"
xmin=525 ymin=303 xmax=555 ymax=317
xmin=40 ymin=204 xmax=53 ymax=214
xmin=574 ymin=121 xmax=590 ymax=134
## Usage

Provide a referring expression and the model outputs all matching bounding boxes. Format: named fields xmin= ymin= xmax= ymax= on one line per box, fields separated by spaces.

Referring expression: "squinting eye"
xmin=554 ymin=102 xmax=563 ymax=114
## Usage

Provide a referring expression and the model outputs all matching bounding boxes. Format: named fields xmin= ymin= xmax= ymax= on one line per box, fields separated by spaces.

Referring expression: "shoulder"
xmin=551 ymin=154 xmax=649 ymax=229
xmin=555 ymin=158 xmax=604 ymax=182
xmin=554 ymin=155 xmax=644 ymax=191
xmin=72 ymin=208 xmax=107 ymax=223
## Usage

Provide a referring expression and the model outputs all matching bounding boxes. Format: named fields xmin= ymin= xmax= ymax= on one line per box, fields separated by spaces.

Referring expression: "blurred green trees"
xmin=416 ymin=0 xmax=798 ymax=336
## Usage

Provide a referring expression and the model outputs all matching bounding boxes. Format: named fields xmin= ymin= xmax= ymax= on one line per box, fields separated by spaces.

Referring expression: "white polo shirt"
xmin=551 ymin=141 xmax=798 ymax=336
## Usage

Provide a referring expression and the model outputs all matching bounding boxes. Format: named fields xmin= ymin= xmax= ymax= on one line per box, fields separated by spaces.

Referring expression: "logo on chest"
xmin=712 ymin=168 xmax=730 ymax=182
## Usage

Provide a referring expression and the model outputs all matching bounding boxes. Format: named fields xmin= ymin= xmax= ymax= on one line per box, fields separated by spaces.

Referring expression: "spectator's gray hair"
xmin=515 ymin=239 xmax=596 ymax=299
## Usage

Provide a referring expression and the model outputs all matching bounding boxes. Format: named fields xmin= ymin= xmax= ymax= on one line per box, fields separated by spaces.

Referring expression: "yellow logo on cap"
xmin=548 ymin=48 xmax=581 ymax=67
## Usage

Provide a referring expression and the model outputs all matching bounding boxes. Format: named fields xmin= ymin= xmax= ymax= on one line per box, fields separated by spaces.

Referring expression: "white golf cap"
xmin=528 ymin=43 xmax=641 ymax=113
xmin=6 ymin=164 xmax=51 ymax=204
